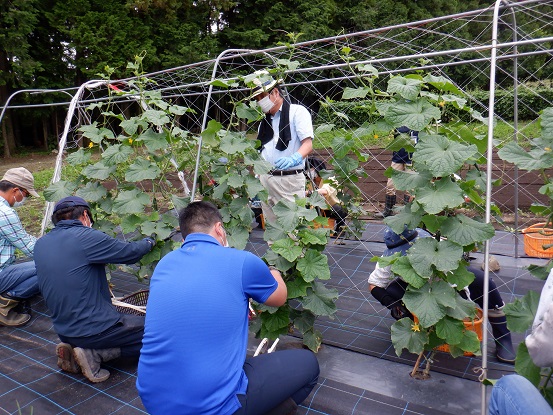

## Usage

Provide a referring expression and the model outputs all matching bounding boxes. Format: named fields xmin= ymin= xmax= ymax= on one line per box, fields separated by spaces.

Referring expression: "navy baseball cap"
xmin=383 ymin=226 xmax=430 ymax=256
xmin=53 ymin=196 xmax=91 ymax=213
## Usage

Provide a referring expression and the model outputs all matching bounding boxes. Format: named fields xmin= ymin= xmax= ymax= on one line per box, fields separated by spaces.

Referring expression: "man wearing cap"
xmin=368 ymin=226 xmax=516 ymax=364
xmin=34 ymin=196 xmax=155 ymax=383
xmin=250 ymin=71 xmax=314 ymax=225
xmin=0 ymin=167 xmax=40 ymax=327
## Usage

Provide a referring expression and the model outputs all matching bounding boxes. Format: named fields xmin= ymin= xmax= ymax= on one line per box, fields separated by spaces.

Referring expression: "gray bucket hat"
xmin=2 ymin=167 xmax=39 ymax=197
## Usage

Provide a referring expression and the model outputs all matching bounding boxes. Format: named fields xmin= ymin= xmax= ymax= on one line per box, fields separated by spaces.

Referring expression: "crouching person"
xmin=34 ymin=196 xmax=155 ymax=382
xmin=369 ymin=226 xmax=516 ymax=364
xmin=137 ymin=201 xmax=319 ymax=415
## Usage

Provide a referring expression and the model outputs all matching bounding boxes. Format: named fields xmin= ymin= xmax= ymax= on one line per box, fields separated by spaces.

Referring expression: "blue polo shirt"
xmin=137 ymin=233 xmax=278 ymax=415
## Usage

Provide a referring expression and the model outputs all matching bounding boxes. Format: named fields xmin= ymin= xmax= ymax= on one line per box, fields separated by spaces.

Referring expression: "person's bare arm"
xmin=264 ymin=268 xmax=287 ymax=307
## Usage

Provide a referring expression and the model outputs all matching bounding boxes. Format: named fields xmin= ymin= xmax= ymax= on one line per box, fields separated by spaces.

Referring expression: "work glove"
xmin=390 ymin=302 xmax=413 ymax=321
xmin=274 ymin=152 xmax=303 ymax=170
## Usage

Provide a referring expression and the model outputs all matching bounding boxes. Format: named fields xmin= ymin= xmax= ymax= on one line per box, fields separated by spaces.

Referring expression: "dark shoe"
xmin=489 ymin=315 xmax=516 ymax=364
xmin=73 ymin=348 xmax=111 ymax=383
xmin=56 ymin=343 xmax=80 ymax=373
xmin=0 ymin=294 xmax=31 ymax=327
xmin=264 ymin=397 xmax=298 ymax=415
xmin=403 ymin=194 xmax=411 ymax=204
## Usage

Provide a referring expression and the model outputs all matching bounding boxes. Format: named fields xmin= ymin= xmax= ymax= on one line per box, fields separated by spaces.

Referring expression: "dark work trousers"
xmin=58 ymin=314 xmax=145 ymax=358
xmin=384 ymin=265 xmax=504 ymax=310
xmin=328 ymin=204 xmax=348 ymax=233
xmin=234 ymin=349 xmax=320 ymax=415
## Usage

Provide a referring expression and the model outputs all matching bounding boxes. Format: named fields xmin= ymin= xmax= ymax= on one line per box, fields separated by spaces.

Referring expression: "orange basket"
xmin=521 ymin=223 xmax=553 ymax=258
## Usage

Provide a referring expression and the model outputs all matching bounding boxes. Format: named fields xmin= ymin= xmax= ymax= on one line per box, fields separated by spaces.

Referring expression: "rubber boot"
xmin=403 ymin=193 xmax=411 ymax=204
xmin=73 ymin=347 xmax=121 ymax=383
xmin=264 ymin=398 xmax=298 ymax=415
xmin=0 ymin=294 xmax=31 ymax=327
xmin=489 ymin=315 xmax=516 ymax=364
xmin=376 ymin=195 xmax=396 ymax=218
xmin=56 ymin=343 xmax=81 ymax=374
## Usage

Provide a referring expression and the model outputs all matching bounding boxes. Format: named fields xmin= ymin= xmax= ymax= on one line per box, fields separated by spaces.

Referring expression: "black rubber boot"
xmin=376 ymin=195 xmax=396 ymax=218
xmin=489 ymin=315 xmax=516 ymax=364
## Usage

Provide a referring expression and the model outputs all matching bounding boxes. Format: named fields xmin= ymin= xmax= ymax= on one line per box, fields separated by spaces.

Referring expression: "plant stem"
xmin=411 ymin=351 xmax=424 ymax=377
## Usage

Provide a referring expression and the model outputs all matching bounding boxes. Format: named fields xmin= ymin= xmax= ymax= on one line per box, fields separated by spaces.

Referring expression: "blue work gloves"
xmin=274 ymin=152 xmax=303 ymax=170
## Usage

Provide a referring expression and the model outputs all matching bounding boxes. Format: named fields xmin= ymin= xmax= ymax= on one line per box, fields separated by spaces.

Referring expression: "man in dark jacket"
xmin=34 ymin=196 xmax=155 ymax=383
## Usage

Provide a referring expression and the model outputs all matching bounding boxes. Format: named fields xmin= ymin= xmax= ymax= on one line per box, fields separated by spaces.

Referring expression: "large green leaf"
xmin=413 ymin=135 xmax=477 ymax=177
xmin=260 ymin=306 xmax=290 ymax=332
xmin=416 ymin=177 xmax=465 ymax=214
xmin=141 ymin=109 xmax=170 ymax=126
xmin=229 ymin=197 xmax=253 ymax=223
xmin=384 ymin=203 xmax=424 ymax=234
xmin=125 ymin=158 xmax=161 ymax=182
xmin=227 ymin=172 xmax=245 ymax=188
xmin=515 ymin=342 xmax=542 ymax=386
xmin=341 ymin=86 xmax=371 ymax=100
xmin=219 ymin=131 xmax=251 ymax=154
xmin=440 ymin=214 xmax=495 ymax=245
xmin=541 ymin=107 xmax=553 ymax=139
xmin=78 ymin=123 xmax=114 ymax=144
xmin=444 ymin=295 xmax=478 ymax=320
xmin=387 ymin=168 xmax=431 ymax=192
xmin=82 ymin=161 xmax=116 ymax=180
xmin=435 ymin=316 xmax=465 ymax=345
xmin=66 ymin=148 xmax=91 ymax=166
xmin=408 ymin=238 xmax=463 ymax=277
xmin=504 ymin=290 xmax=540 ymax=332
xmin=302 ymin=329 xmax=323 ymax=352
xmin=263 ymin=221 xmax=288 ymax=244
xmin=287 ymin=277 xmax=312 ymax=299
xmin=273 ymin=200 xmax=318 ymax=232
xmin=449 ymin=329 xmax=481 ymax=356
xmin=136 ymin=128 xmax=168 ymax=152
xmin=298 ymin=227 xmax=328 ymax=246
xmin=235 ymin=102 xmax=260 ymax=122
xmin=244 ymin=175 xmax=266 ymax=199
xmin=75 ymin=181 xmax=107 ymax=202
xmin=141 ymin=221 xmax=174 ymax=241
xmin=292 ymin=310 xmax=316 ymax=334
xmin=43 ymin=180 xmax=77 ymax=202
xmin=112 ymin=189 xmax=151 ymax=214
xmin=271 ymin=238 xmax=303 ymax=262
xmin=424 ymin=74 xmax=462 ymax=95
xmin=102 ymin=144 xmax=134 ymax=166
xmin=387 ymin=76 xmax=423 ymax=101
xmin=498 ymin=141 xmax=553 ymax=171
xmin=297 ymin=250 xmax=330 ymax=282
xmin=385 ymin=99 xmax=442 ymax=131
xmin=226 ymin=225 xmax=250 ymax=250
xmin=390 ymin=317 xmax=429 ymax=356
xmin=390 ymin=256 xmax=426 ymax=288
xmin=201 ymin=119 xmax=222 ymax=147
xmin=245 ymin=155 xmax=273 ymax=176
xmin=444 ymin=263 xmax=476 ymax=290
xmin=302 ymin=281 xmax=338 ymax=316
xmin=120 ymin=214 xmax=143 ymax=234
xmin=403 ymin=281 xmax=457 ymax=327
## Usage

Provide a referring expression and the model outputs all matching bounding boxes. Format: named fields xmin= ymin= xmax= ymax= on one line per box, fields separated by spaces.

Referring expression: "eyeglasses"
xmin=19 ymin=188 xmax=30 ymax=197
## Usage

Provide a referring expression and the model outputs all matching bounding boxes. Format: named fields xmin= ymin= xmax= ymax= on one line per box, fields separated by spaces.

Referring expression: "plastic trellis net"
xmin=41 ymin=0 xmax=553 ymax=246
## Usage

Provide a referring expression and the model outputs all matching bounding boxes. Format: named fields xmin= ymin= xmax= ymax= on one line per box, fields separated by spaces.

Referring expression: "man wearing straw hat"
xmin=0 ymin=167 xmax=41 ymax=327
xmin=249 ymin=70 xmax=314 ymax=226
xmin=34 ymin=196 xmax=155 ymax=383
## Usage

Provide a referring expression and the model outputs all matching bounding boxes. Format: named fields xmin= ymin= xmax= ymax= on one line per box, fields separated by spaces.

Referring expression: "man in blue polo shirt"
xmin=137 ymin=201 xmax=319 ymax=415
xmin=34 ymin=196 xmax=155 ymax=383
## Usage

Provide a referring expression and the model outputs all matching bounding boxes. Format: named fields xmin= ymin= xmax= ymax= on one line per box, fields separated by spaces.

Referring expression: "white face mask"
xmin=13 ymin=190 xmax=26 ymax=208
xmin=221 ymin=228 xmax=230 ymax=248
xmin=257 ymin=95 xmax=274 ymax=113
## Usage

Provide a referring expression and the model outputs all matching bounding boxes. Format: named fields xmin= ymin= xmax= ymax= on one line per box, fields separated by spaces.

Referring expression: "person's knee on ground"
xmin=73 ymin=347 xmax=121 ymax=383
xmin=0 ymin=293 xmax=31 ymax=327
